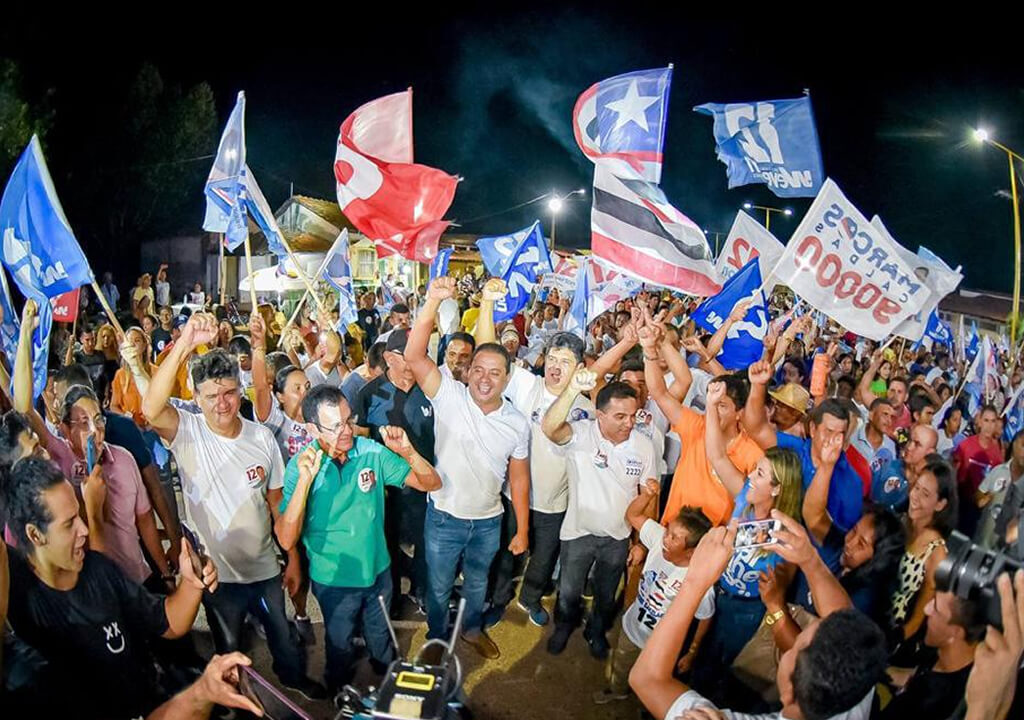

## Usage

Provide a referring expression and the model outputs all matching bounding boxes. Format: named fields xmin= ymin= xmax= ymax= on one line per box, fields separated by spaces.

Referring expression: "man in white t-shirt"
xmin=542 ymin=370 xmax=656 ymax=660
xmin=142 ymin=313 xmax=325 ymax=699
xmin=406 ymin=277 xmax=531 ymax=660
xmin=596 ymin=485 xmax=714 ymax=704
xmin=629 ymin=517 xmax=885 ymax=720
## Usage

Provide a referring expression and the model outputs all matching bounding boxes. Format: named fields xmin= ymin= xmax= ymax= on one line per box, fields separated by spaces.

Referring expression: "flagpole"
xmin=218 ymin=235 xmax=226 ymax=307
xmin=64 ymin=311 xmax=78 ymax=366
xmin=243 ymin=234 xmax=258 ymax=313
xmin=278 ymin=236 xmax=330 ymax=316
xmin=280 ymin=250 xmax=334 ymax=335
xmin=90 ymin=279 xmax=124 ymax=337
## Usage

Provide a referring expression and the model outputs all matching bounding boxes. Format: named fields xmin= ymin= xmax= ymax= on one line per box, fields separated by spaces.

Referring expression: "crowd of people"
xmin=2 ymin=263 xmax=1024 ymax=720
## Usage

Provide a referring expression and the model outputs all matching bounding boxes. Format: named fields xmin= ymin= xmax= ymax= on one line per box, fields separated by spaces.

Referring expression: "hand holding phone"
xmin=238 ymin=665 xmax=312 ymax=720
xmin=180 ymin=524 xmax=215 ymax=590
xmin=86 ymin=434 xmax=98 ymax=474
xmin=734 ymin=519 xmax=781 ymax=550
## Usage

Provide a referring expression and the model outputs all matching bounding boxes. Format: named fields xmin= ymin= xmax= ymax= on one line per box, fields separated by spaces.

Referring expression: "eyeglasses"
xmin=316 ymin=418 xmax=356 ymax=437
xmin=69 ymin=414 xmax=107 ymax=429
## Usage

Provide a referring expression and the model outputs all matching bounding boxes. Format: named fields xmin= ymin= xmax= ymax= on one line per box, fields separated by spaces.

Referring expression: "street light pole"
xmin=743 ymin=203 xmax=792 ymax=234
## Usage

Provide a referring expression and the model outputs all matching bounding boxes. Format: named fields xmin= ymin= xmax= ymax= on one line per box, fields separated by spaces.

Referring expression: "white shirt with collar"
xmin=428 ymin=373 xmax=530 ymax=520
xmin=555 ymin=419 xmax=656 ymax=542
xmin=666 ymin=688 xmax=873 ymax=720
xmin=502 ymin=365 xmax=593 ymax=513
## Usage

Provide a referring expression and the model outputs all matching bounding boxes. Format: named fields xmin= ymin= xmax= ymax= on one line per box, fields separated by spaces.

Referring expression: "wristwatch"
xmin=764 ymin=609 xmax=786 ymax=626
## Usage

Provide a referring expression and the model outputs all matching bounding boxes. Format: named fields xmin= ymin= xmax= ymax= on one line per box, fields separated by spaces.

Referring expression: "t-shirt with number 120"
xmin=621 ymin=519 xmax=715 ymax=648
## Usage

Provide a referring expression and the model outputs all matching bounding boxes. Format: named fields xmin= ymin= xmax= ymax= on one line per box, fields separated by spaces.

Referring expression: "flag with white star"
xmin=572 ymin=67 xmax=673 ymax=184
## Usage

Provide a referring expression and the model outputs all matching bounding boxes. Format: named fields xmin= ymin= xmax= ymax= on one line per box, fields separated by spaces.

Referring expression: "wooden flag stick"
xmin=282 ymin=292 xmax=311 ymax=336
xmin=243 ymin=234 xmax=258 ymax=313
xmin=218 ymin=236 xmax=227 ymax=306
xmin=64 ymin=310 xmax=78 ymax=366
xmin=278 ymin=235 xmax=330 ymax=317
xmin=90 ymin=279 xmax=124 ymax=337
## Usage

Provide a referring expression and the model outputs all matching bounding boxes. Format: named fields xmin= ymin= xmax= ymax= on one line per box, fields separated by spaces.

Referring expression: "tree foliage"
xmin=0 ymin=58 xmax=52 ymax=175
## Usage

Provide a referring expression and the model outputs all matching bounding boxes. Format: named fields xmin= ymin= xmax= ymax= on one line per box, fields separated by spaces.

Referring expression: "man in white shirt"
xmin=142 ymin=313 xmax=325 ymax=699
xmin=406 ymin=277 xmax=532 ymax=660
xmin=630 ymin=516 xmax=886 ymax=720
xmin=542 ymin=370 xmax=656 ymax=660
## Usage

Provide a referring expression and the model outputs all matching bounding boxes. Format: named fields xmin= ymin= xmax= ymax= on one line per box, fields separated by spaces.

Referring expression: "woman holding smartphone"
xmin=690 ymin=379 xmax=803 ymax=704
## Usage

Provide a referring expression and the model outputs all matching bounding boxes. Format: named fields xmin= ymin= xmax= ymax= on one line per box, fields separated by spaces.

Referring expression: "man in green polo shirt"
xmin=275 ymin=384 xmax=442 ymax=693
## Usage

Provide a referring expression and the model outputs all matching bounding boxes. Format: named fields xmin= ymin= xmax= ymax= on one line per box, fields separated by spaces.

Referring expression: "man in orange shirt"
xmin=638 ymin=326 xmax=762 ymax=526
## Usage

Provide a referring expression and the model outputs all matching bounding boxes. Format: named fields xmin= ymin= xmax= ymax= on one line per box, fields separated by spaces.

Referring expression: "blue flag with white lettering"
xmin=203 ymin=92 xmax=249 ymax=251
xmin=321 ymin=229 xmax=358 ymax=327
xmin=691 ymin=257 xmax=768 ymax=370
xmin=564 ymin=257 xmax=591 ymax=339
xmin=0 ymin=267 xmax=19 ymax=360
xmin=476 ymin=221 xmax=553 ymax=322
xmin=0 ymin=136 xmax=83 ymax=399
xmin=924 ymin=310 xmax=952 ymax=346
xmin=693 ymin=96 xmax=823 ymax=198
xmin=429 ymin=247 xmax=452 ymax=282
xmin=967 ymin=320 xmax=980 ymax=362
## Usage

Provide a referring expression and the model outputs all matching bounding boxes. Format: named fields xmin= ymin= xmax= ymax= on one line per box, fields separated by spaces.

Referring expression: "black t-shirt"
xmin=150 ymin=328 xmax=172 ymax=359
xmin=358 ymin=308 xmax=380 ymax=347
xmin=6 ymin=548 xmax=170 ymax=719
xmin=354 ymin=374 xmax=436 ymax=464
xmin=879 ymin=662 xmax=971 ymax=719
xmin=103 ymin=410 xmax=155 ymax=469
xmin=75 ymin=350 xmax=118 ymax=391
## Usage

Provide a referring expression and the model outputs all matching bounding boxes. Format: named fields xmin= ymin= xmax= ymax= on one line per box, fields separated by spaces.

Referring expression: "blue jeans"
xmin=202 ymin=575 xmax=306 ymax=685
xmin=692 ymin=587 xmax=766 ymax=705
xmin=312 ymin=570 xmax=395 ymax=692
xmin=424 ymin=503 xmax=502 ymax=639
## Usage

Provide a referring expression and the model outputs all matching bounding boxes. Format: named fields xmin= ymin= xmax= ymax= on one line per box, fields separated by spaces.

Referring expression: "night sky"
xmin=3 ymin=10 xmax=1022 ymax=291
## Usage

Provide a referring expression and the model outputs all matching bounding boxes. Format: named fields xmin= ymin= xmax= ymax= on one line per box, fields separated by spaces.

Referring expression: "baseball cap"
xmin=385 ymin=329 xmax=409 ymax=353
xmin=768 ymin=383 xmax=811 ymax=414
xmin=172 ymin=315 xmax=188 ymax=330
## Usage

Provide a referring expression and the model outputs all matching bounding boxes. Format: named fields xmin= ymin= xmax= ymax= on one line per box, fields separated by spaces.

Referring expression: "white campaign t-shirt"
xmin=502 ymin=365 xmax=593 ymax=513
xmin=622 ymin=520 xmax=715 ymax=648
xmin=169 ymin=409 xmax=285 ymax=584
xmin=683 ymin=367 xmax=713 ymax=412
xmin=428 ymin=373 xmax=530 ymax=519
xmin=263 ymin=402 xmax=312 ymax=461
xmin=555 ymin=419 xmax=656 ymax=541
xmin=665 ymin=689 xmax=874 ymax=720
xmin=633 ymin=404 xmax=667 ymax=477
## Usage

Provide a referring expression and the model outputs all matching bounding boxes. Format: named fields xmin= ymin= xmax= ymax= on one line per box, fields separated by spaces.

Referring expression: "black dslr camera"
xmin=935 ymin=531 xmax=1023 ymax=630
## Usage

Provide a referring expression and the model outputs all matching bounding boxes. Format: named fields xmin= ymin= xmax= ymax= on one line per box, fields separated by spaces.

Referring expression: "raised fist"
xmin=297 ymin=445 xmax=324 ymax=481
xmin=429 ymin=277 xmax=456 ymax=301
xmin=569 ymin=368 xmax=598 ymax=394
xmin=748 ymin=360 xmax=773 ymax=386
xmin=482 ymin=278 xmax=508 ymax=302
xmin=380 ymin=425 xmax=413 ymax=458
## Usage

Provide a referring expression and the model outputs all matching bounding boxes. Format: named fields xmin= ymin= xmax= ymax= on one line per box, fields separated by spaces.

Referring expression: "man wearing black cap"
xmin=353 ymin=329 xmax=437 ymax=613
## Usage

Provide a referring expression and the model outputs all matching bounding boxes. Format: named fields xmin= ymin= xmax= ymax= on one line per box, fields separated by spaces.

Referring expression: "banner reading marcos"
xmin=772 ymin=179 xmax=928 ymax=340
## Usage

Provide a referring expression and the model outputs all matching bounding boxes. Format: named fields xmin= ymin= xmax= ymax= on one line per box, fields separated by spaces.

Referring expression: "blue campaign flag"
xmin=1004 ymin=384 xmax=1024 ymax=441
xmin=203 ymin=92 xmax=248 ymax=251
xmin=476 ymin=221 xmax=554 ymax=322
xmin=924 ymin=310 xmax=953 ymax=346
xmin=693 ymin=96 xmax=823 ymax=198
xmin=0 ymin=267 xmax=19 ymax=360
xmin=967 ymin=320 xmax=980 ymax=362
xmin=429 ymin=247 xmax=453 ymax=282
xmin=0 ymin=136 xmax=93 ymax=298
xmin=321 ymin=229 xmax=358 ymax=326
xmin=563 ymin=257 xmax=591 ymax=339
xmin=573 ymin=67 xmax=673 ymax=184
xmin=244 ymin=168 xmax=287 ymax=256
xmin=691 ymin=257 xmax=768 ymax=370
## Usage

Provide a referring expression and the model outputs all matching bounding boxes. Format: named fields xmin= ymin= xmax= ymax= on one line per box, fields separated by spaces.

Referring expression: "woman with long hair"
xmin=871 ymin=359 xmax=893 ymax=397
xmin=111 ymin=326 xmax=156 ymax=428
xmin=890 ymin=455 xmax=957 ymax=663
xmin=692 ymin=380 xmax=803 ymax=703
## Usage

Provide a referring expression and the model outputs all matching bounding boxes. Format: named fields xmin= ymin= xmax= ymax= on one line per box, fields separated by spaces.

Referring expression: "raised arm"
xmin=627 ymin=479 xmax=660 ymax=532
xmin=591 ymin=322 xmax=638 ymax=379
xmin=803 ymin=434 xmax=842 ymax=544
xmin=274 ymin=446 xmax=322 ymax=552
xmin=474 ymin=278 xmax=506 ymax=346
xmin=13 ymin=299 xmax=38 ymax=418
xmin=856 ymin=349 xmax=884 ymax=409
xmin=704 ymin=298 xmax=751 ymax=362
xmin=659 ymin=337 xmax=693 ymax=403
xmin=143 ymin=313 xmax=219 ymax=442
xmin=640 ymin=324 xmax=684 ymax=427
xmin=742 ymin=359 xmax=779 ymax=450
xmin=772 ymin=509 xmax=852 ymax=617
xmin=407 ymin=278 xmax=452 ymax=398
xmin=249 ymin=312 xmax=273 ymax=422
xmin=163 ymin=540 xmax=218 ymax=638
xmin=630 ymin=522 xmax=737 ymax=718
xmin=379 ymin=425 xmax=442 ymax=492
xmin=703 ymin=380 xmax=747 ymax=497
xmin=542 ymin=366 xmax=593 ymax=446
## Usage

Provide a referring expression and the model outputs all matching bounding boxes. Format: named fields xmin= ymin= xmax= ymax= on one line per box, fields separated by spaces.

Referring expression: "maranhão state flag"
xmin=333 ymin=89 xmax=458 ymax=263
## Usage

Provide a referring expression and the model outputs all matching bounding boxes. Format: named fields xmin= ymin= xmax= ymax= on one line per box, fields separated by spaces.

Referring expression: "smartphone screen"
xmin=86 ymin=435 xmax=97 ymax=474
xmin=179 ymin=524 xmax=208 ymax=581
xmin=238 ymin=665 xmax=313 ymax=720
xmin=734 ymin=519 xmax=781 ymax=550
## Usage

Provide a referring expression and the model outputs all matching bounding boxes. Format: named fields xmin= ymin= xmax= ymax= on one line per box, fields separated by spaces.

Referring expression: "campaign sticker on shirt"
xmin=883 ymin=475 xmax=902 ymax=494
xmin=625 ymin=456 xmax=644 ymax=478
xmin=358 ymin=469 xmax=377 ymax=493
xmin=569 ymin=407 xmax=590 ymax=422
xmin=245 ymin=465 xmax=266 ymax=489
xmin=635 ymin=409 xmax=652 ymax=426
xmin=594 ymin=450 xmax=609 ymax=469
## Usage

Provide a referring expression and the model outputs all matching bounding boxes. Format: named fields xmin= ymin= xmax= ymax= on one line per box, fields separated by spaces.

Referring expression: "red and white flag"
xmin=333 ymin=90 xmax=457 ymax=263
xmin=50 ymin=287 xmax=81 ymax=323
xmin=590 ymin=165 xmax=721 ymax=295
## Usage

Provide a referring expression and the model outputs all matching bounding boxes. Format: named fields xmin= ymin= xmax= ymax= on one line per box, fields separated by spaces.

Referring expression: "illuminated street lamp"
xmin=742 ymin=202 xmax=793 ymax=232
xmin=547 ymin=188 xmax=586 ymax=251
xmin=973 ymin=127 xmax=1024 ymax=342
